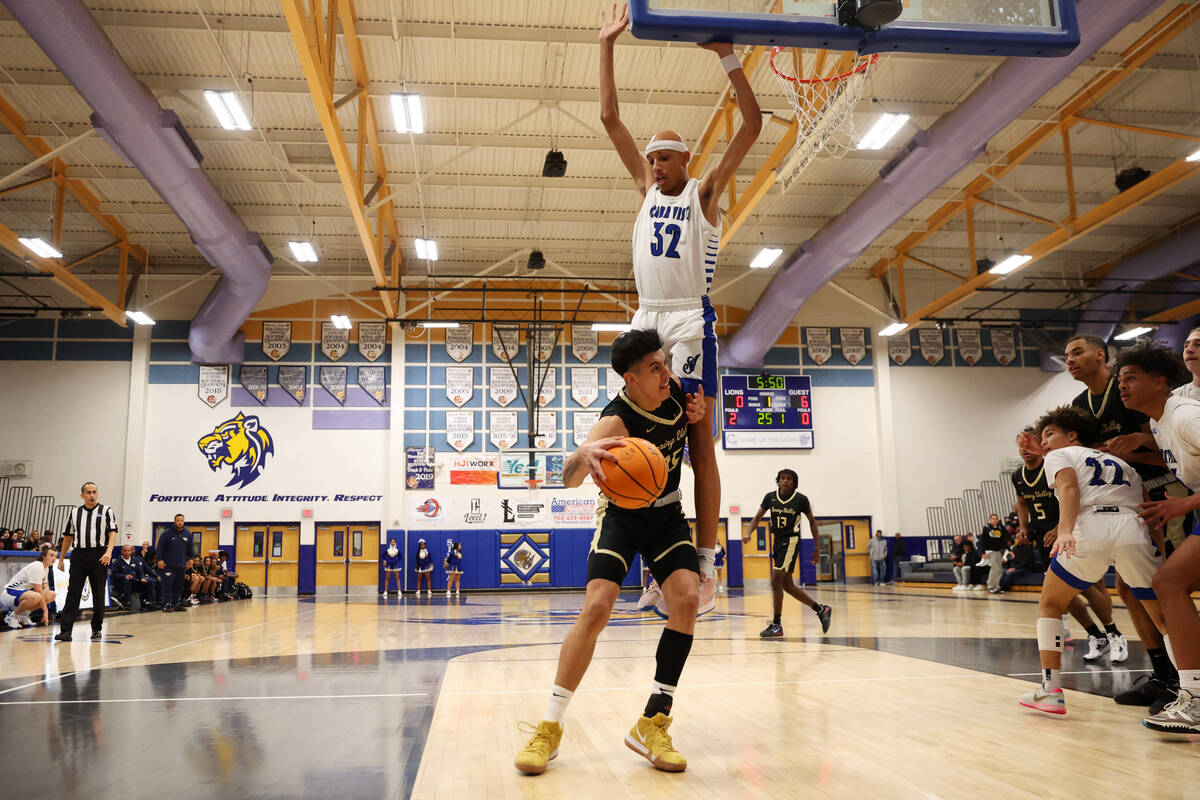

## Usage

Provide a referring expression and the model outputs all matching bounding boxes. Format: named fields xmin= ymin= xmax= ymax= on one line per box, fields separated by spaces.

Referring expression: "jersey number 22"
xmin=650 ymin=222 xmax=681 ymax=259
xmin=1084 ymin=456 xmax=1131 ymax=487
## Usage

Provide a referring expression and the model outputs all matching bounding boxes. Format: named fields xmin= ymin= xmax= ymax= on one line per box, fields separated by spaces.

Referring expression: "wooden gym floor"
xmin=1 ymin=584 xmax=1197 ymax=799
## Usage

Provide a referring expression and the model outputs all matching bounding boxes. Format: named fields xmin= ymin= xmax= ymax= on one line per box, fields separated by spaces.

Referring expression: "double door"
xmin=152 ymin=522 xmax=218 ymax=559
xmin=235 ymin=523 xmax=300 ymax=594
xmin=316 ymin=523 xmax=379 ymax=592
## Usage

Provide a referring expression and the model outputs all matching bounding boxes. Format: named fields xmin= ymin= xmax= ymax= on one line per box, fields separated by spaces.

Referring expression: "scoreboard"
xmin=720 ymin=375 xmax=814 ymax=450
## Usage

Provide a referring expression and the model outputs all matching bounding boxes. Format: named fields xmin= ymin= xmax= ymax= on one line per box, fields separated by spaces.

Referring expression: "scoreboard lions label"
xmin=721 ymin=375 xmax=814 ymax=450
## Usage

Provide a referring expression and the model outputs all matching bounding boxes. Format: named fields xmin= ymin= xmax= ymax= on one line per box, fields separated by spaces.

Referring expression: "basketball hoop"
xmin=770 ymin=48 xmax=878 ymax=192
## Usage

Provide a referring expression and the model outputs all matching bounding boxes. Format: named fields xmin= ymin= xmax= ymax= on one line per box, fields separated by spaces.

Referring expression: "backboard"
xmin=629 ymin=0 xmax=1080 ymax=57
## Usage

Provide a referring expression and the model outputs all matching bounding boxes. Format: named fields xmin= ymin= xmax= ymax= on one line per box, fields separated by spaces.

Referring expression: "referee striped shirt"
xmin=64 ymin=503 xmax=117 ymax=549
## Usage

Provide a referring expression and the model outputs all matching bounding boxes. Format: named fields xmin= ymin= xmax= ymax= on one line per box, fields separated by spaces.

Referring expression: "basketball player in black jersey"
xmin=1013 ymin=428 xmax=1126 ymax=662
xmin=515 ymin=329 xmax=705 ymax=776
xmin=742 ymin=469 xmax=831 ymax=638
xmin=1065 ymin=334 xmax=1182 ymax=708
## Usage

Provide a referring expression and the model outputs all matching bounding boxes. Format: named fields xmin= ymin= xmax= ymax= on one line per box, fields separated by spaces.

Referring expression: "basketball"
xmin=595 ymin=438 xmax=668 ymax=509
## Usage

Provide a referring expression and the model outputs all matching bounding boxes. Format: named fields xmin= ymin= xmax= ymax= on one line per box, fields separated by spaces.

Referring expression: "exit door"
xmin=235 ymin=523 xmax=300 ymax=594
xmin=816 ymin=520 xmax=844 ymax=582
xmin=315 ymin=523 xmax=380 ymax=593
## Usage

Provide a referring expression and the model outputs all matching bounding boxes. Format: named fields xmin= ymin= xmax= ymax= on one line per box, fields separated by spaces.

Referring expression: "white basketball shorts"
xmin=631 ymin=297 xmax=718 ymax=396
xmin=1050 ymin=508 xmax=1163 ymax=599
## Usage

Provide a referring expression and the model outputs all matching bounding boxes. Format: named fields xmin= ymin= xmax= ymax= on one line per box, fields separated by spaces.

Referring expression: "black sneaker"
xmin=53 ymin=632 xmax=71 ymax=642
xmin=1150 ymin=683 xmax=1181 ymax=715
xmin=90 ymin=630 xmax=103 ymax=641
xmin=817 ymin=604 xmax=832 ymax=633
xmin=163 ymin=605 xmax=173 ymax=613
xmin=1114 ymin=675 xmax=1174 ymax=707
xmin=759 ymin=622 xmax=784 ymax=638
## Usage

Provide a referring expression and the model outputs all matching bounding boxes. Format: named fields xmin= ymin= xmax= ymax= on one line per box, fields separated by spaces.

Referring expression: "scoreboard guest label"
xmin=721 ymin=375 xmax=814 ymax=450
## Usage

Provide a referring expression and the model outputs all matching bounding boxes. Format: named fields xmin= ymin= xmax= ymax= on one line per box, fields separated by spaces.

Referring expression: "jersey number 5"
xmin=650 ymin=222 xmax=682 ymax=258
xmin=1083 ymin=456 xmax=1131 ymax=487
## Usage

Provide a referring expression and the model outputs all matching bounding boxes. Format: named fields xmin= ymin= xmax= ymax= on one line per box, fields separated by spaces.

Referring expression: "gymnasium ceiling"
xmin=0 ymin=1 xmax=1197 ymax=325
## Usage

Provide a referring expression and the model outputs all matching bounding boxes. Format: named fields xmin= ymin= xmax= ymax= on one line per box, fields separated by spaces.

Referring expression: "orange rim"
xmin=769 ymin=47 xmax=878 ymax=85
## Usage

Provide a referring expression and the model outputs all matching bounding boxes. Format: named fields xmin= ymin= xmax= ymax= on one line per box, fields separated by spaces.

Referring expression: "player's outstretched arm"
xmin=563 ymin=415 xmax=628 ymax=487
xmin=742 ymin=506 xmax=766 ymax=543
xmin=598 ymin=4 xmax=652 ymax=197
xmin=698 ymin=42 xmax=762 ymax=223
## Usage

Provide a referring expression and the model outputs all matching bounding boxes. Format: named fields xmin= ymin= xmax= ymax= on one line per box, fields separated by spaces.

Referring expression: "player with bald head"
xmin=599 ymin=4 xmax=762 ymax=616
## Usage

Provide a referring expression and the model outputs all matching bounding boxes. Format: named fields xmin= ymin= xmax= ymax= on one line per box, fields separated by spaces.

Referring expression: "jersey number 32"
xmin=650 ymin=222 xmax=682 ymax=259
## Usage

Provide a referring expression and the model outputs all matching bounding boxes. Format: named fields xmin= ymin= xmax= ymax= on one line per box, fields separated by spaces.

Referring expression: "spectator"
xmin=217 ymin=551 xmax=237 ymax=596
xmin=0 ymin=529 xmax=11 ymax=549
xmin=964 ymin=533 xmax=986 ymax=590
xmin=10 ymin=528 xmax=25 ymax=549
xmin=155 ymin=514 xmax=192 ymax=612
xmin=868 ymin=530 xmax=888 ymax=586
xmin=132 ymin=543 xmax=161 ymax=609
xmin=999 ymin=536 xmax=1037 ymax=593
xmin=109 ymin=545 xmax=145 ymax=611
xmin=891 ymin=533 xmax=906 ymax=584
xmin=951 ymin=534 xmax=971 ymax=591
xmin=980 ymin=513 xmax=1008 ymax=594
xmin=205 ymin=556 xmax=231 ymax=601
xmin=153 ymin=560 xmax=180 ymax=611
xmin=39 ymin=530 xmax=52 ymax=545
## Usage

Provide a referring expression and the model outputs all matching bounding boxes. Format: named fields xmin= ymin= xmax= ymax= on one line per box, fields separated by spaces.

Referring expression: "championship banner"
xmin=919 ymin=328 xmax=945 ymax=365
xmin=357 ymin=321 xmax=387 ymax=362
xmin=358 ymin=365 xmax=386 ymax=404
xmin=533 ymin=366 xmax=556 ymax=406
xmin=405 ymin=446 xmax=434 ymax=490
xmin=534 ymin=411 xmax=557 ymax=449
xmin=240 ymin=365 xmax=268 ymax=405
xmin=888 ymin=334 xmax=912 ymax=366
xmin=446 ymin=366 xmax=474 ymax=407
xmin=531 ymin=325 xmax=558 ymax=362
xmin=571 ymin=367 xmax=599 ymax=406
xmin=571 ymin=324 xmax=597 ymax=362
xmin=279 ymin=365 xmax=306 ymax=404
xmin=573 ymin=410 xmax=600 ymax=446
xmin=490 ymin=410 xmax=519 ymax=449
xmin=261 ymin=321 xmax=291 ymax=361
xmin=489 ymin=366 xmax=519 ymax=407
xmin=956 ymin=328 xmax=982 ymax=366
xmin=607 ymin=369 xmax=623 ymax=400
xmin=319 ymin=365 xmax=348 ymax=404
xmin=321 ymin=321 xmax=349 ymax=361
xmin=805 ymin=328 xmax=832 ymax=365
xmin=198 ymin=365 xmax=229 ymax=408
xmin=446 ymin=410 xmax=475 ymax=452
xmin=492 ymin=324 xmax=520 ymax=362
xmin=446 ymin=324 xmax=474 ymax=362
xmin=841 ymin=328 xmax=866 ymax=365
xmin=991 ymin=328 xmax=1017 ymax=366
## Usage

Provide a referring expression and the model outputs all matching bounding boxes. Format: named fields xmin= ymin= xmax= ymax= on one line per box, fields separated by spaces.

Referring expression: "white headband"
xmin=644 ymin=139 xmax=689 ymax=156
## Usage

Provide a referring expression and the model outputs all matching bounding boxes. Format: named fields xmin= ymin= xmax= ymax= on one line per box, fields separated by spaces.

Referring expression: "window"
xmin=253 ymin=531 xmax=264 ymax=558
xmin=333 ymin=531 xmax=344 ymax=558
xmin=352 ymin=530 xmax=363 ymax=558
xmin=272 ymin=530 xmax=283 ymax=558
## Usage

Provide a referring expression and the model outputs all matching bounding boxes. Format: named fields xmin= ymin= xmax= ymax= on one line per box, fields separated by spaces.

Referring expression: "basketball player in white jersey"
xmin=1018 ymin=406 xmax=1169 ymax=716
xmin=1173 ymin=326 xmax=1200 ymax=402
xmin=599 ymin=3 xmax=762 ymax=615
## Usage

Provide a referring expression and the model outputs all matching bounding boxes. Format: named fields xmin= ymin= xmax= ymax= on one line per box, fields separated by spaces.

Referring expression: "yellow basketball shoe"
xmin=624 ymin=713 xmax=687 ymax=772
xmin=514 ymin=720 xmax=563 ymax=774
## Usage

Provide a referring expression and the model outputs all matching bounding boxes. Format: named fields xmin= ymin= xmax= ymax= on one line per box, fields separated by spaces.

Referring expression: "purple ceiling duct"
xmin=3 ymin=0 xmax=272 ymax=364
xmin=724 ymin=0 xmax=1167 ymax=367
xmin=1074 ymin=221 xmax=1200 ymax=341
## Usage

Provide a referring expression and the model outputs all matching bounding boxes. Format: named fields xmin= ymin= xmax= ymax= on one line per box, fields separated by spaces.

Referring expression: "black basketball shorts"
xmin=586 ymin=501 xmax=699 ymax=586
xmin=772 ymin=533 xmax=801 ymax=573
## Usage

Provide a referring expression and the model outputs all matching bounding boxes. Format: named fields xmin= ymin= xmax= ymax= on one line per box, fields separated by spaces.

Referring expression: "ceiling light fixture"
xmin=878 ymin=321 xmax=908 ymax=337
xmin=749 ymin=247 xmax=783 ymax=269
xmin=420 ymin=321 xmax=460 ymax=329
xmin=18 ymin=237 xmax=62 ymax=259
xmin=988 ymin=254 xmax=1033 ymax=276
xmin=390 ymin=92 xmax=424 ymax=134
xmin=125 ymin=310 xmax=155 ymax=326
xmin=288 ymin=241 xmax=318 ymax=262
xmin=591 ymin=322 xmax=632 ymax=332
xmin=1114 ymin=326 xmax=1153 ymax=341
xmin=203 ymin=90 xmax=251 ymax=131
xmin=330 ymin=314 xmax=352 ymax=330
xmin=858 ymin=113 xmax=910 ymax=150
xmin=1188 ymin=148 xmax=1200 ymax=163
xmin=414 ymin=238 xmax=438 ymax=260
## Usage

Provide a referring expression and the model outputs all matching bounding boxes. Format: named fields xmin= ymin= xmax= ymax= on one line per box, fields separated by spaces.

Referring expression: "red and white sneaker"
xmin=1018 ymin=686 xmax=1066 ymax=715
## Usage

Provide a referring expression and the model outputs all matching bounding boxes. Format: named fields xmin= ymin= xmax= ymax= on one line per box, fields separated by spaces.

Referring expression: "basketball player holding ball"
xmin=599 ymin=3 xmax=761 ymax=616
xmin=515 ymin=329 xmax=705 ymax=775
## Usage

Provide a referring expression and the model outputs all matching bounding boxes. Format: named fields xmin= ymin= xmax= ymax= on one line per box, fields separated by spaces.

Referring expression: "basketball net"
xmin=771 ymin=48 xmax=878 ymax=192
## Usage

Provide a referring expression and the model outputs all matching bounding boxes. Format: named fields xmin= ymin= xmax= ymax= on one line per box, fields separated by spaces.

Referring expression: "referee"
xmin=54 ymin=481 xmax=118 ymax=642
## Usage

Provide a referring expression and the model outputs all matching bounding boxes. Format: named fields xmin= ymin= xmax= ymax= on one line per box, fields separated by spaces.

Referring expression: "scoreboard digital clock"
xmin=720 ymin=374 xmax=814 ymax=450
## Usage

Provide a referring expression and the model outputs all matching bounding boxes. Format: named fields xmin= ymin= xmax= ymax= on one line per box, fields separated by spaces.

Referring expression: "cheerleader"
xmin=445 ymin=541 xmax=463 ymax=597
xmin=415 ymin=538 xmax=433 ymax=596
xmin=714 ymin=540 xmax=727 ymax=593
xmin=382 ymin=538 xmax=403 ymax=595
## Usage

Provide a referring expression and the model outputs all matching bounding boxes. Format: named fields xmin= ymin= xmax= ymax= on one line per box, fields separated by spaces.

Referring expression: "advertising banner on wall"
xmin=319 ymin=365 xmax=347 ymax=404
xmin=841 ymin=328 xmax=866 ymax=365
xmin=405 ymin=446 xmax=434 ymax=490
xmin=261 ymin=321 xmax=291 ymax=361
xmin=571 ymin=324 xmax=597 ymax=362
xmin=492 ymin=324 xmax=520 ymax=362
xmin=919 ymin=328 xmax=945 ymax=365
xmin=446 ymin=324 xmax=473 ymax=362
xmin=888 ymin=335 xmax=912 ymax=365
xmin=449 ymin=454 xmax=498 ymax=485
xmin=198 ymin=365 xmax=229 ymax=408
xmin=573 ymin=410 xmax=600 ymax=446
xmin=956 ymin=328 xmax=982 ymax=366
xmin=991 ymin=328 xmax=1017 ymax=365
xmin=805 ymin=328 xmax=832 ymax=365
xmin=240 ymin=365 xmax=268 ymax=405
xmin=489 ymin=366 xmax=519 ymax=407
xmin=490 ymin=410 xmax=519 ymax=449
xmin=278 ymin=365 xmax=306 ymax=404
xmin=358 ymin=365 xmax=386 ymax=404
xmin=357 ymin=321 xmax=387 ymax=362
xmin=321 ymin=321 xmax=349 ymax=361
xmin=571 ymin=367 xmax=598 ymax=406
xmin=446 ymin=366 xmax=474 ymax=407
xmin=446 ymin=410 xmax=475 ymax=452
